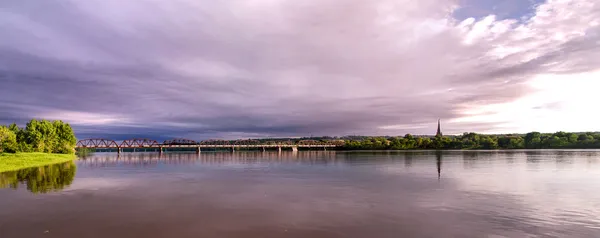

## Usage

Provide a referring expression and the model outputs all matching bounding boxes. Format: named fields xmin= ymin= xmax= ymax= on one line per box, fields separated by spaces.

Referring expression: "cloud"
xmin=1 ymin=0 xmax=599 ymax=139
xmin=38 ymin=111 xmax=130 ymax=126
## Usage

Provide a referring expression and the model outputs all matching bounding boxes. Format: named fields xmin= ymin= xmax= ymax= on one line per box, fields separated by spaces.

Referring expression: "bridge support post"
xmin=196 ymin=146 xmax=201 ymax=154
xmin=278 ymin=146 xmax=282 ymax=153
xmin=231 ymin=146 xmax=235 ymax=152
xmin=262 ymin=147 xmax=266 ymax=152
xmin=292 ymin=146 xmax=298 ymax=152
xmin=159 ymin=147 xmax=163 ymax=154
xmin=324 ymin=147 xmax=327 ymax=151
xmin=118 ymin=148 xmax=122 ymax=154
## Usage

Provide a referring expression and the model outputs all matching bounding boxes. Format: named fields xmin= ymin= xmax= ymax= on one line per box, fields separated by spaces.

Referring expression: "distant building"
xmin=436 ymin=119 xmax=442 ymax=137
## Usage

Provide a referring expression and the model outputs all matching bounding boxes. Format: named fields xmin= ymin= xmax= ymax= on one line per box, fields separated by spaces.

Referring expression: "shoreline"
xmin=0 ymin=153 xmax=77 ymax=173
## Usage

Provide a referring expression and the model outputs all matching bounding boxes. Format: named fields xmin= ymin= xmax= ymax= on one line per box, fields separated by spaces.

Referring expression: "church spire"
xmin=436 ymin=119 xmax=442 ymax=137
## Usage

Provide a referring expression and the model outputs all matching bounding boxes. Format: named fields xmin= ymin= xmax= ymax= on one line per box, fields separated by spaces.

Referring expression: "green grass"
xmin=0 ymin=153 xmax=77 ymax=173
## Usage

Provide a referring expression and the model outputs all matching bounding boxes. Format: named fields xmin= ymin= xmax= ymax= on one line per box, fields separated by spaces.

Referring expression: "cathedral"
xmin=436 ymin=119 xmax=442 ymax=137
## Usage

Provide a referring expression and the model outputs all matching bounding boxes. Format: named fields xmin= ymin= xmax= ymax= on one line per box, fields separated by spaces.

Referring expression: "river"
xmin=1 ymin=150 xmax=600 ymax=237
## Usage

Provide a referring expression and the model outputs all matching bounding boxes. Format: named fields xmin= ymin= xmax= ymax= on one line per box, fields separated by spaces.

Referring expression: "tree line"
xmin=174 ymin=132 xmax=600 ymax=150
xmin=199 ymin=138 xmax=345 ymax=146
xmin=0 ymin=119 xmax=77 ymax=154
xmin=341 ymin=132 xmax=600 ymax=150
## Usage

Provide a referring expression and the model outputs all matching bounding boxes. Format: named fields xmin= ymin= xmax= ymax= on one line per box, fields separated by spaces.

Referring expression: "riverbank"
xmin=0 ymin=153 xmax=77 ymax=172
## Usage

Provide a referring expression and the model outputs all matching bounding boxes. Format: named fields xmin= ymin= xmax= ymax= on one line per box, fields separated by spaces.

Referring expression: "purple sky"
xmin=1 ymin=0 xmax=600 ymax=140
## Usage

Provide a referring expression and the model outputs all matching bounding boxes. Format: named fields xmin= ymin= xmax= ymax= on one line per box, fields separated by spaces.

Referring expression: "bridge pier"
xmin=292 ymin=146 xmax=298 ymax=152
xmin=118 ymin=148 xmax=122 ymax=154
xmin=196 ymin=146 xmax=201 ymax=154
xmin=231 ymin=146 xmax=235 ymax=152
xmin=278 ymin=146 xmax=282 ymax=153
xmin=324 ymin=147 xmax=327 ymax=151
xmin=159 ymin=147 xmax=163 ymax=154
xmin=262 ymin=147 xmax=266 ymax=152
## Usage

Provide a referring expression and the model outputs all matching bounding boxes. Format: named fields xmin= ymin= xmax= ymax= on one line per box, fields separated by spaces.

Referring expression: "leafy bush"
xmin=0 ymin=120 xmax=77 ymax=154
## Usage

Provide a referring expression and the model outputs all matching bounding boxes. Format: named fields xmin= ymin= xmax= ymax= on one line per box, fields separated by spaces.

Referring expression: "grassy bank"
xmin=0 ymin=153 xmax=77 ymax=173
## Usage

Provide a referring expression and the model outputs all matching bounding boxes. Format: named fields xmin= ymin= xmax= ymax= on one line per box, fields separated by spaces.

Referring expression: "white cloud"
xmin=38 ymin=111 xmax=130 ymax=126
xmin=454 ymin=69 xmax=600 ymax=133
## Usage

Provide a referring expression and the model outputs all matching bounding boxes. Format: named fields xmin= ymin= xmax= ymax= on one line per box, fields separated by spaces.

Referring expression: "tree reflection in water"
xmin=0 ymin=161 xmax=76 ymax=193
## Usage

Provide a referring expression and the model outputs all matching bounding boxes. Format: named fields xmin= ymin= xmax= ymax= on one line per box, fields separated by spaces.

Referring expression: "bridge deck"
xmin=76 ymin=144 xmax=337 ymax=148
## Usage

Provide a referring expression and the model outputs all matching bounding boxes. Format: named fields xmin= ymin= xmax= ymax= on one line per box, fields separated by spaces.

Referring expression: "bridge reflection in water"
xmin=78 ymin=151 xmax=342 ymax=168
xmin=78 ymin=151 xmax=445 ymax=180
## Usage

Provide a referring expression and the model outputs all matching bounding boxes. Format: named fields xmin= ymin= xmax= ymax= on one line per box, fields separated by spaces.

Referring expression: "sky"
xmin=1 ymin=0 xmax=599 ymax=140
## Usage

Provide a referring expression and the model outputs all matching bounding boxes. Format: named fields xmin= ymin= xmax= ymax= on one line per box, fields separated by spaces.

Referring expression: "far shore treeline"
xmin=208 ymin=132 xmax=600 ymax=150
xmin=338 ymin=132 xmax=600 ymax=150
xmin=0 ymin=119 xmax=77 ymax=154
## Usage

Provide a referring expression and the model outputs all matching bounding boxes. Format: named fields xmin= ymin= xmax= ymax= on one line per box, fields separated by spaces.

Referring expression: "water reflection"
xmin=526 ymin=150 xmax=542 ymax=163
xmin=0 ymin=161 xmax=77 ymax=193
xmin=2 ymin=151 xmax=600 ymax=237
xmin=463 ymin=151 xmax=479 ymax=169
xmin=436 ymin=150 xmax=442 ymax=179
xmin=78 ymin=151 xmax=342 ymax=168
xmin=404 ymin=152 xmax=413 ymax=168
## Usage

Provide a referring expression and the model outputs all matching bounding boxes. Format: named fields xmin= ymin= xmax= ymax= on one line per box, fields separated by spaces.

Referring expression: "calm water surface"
xmin=1 ymin=150 xmax=600 ymax=238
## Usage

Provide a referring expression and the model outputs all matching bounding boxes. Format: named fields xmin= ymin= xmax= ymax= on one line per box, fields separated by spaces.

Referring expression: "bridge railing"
xmin=76 ymin=138 xmax=119 ymax=148
xmin=76 ymin=138 xmax=343 ymax=148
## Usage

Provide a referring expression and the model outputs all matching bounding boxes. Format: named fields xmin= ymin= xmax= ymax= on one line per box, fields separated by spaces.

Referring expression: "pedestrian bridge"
xmin=76 ymin=138 xmax=338 ymax=153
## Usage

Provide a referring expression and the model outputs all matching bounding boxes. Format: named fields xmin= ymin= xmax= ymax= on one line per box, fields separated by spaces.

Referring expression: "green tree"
xmin=498 ymin=136 xmax=510 ymax=148
xmin=543 ymin=136 xmax=569 ymax=148
xmin=0 ymin=126 xmax=18 ymax=153
xmin=389 ymin=137 xmax=403 ymax=150
xmin=1 ymin=119 xmax=76 ymax=154
xmin=53 ymin=120 xmax=77 ymax=154
xmin=459 ymin=132 xmax=480 ymax=149
xmin=566 ymin=133 xmax=578 ymax=144
xmin=432 ymin=136 xmax=452 ymax=149
xmin=524 ymin=132 xmax=542 ymax=149
xmin=578 ymin=134 xmax=593 ymax=142
xmin=479 ymin=136 xmax=499 ymax=149
xmin=403 ymin=134 xmax=416 ymax=149
xmin=416 ymin=137 xmax=432 ymax=149
xmin=508 ymin=137 xmax=525 ymax=149
xmin=8 ymin=123 xmax=20 ymax=135
xmin=24 ymin=119 xmax=44 ymax=152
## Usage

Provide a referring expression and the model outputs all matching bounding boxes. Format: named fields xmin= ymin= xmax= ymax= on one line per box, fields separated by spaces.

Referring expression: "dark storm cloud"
xmin=1 ymin=0 xmax=600 ymax=139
